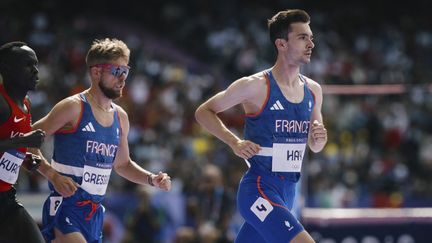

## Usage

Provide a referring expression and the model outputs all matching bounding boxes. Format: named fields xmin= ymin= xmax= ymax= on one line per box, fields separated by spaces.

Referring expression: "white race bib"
xmin=49 ymin=196 xmax=63 ymax=216
xmin=81 ymin=161 xmax=112 ymax=196
xmin=0 ymin=150 xmax=25 ymax=184
xmin=271 ymin=143 xmax=306 ymax=172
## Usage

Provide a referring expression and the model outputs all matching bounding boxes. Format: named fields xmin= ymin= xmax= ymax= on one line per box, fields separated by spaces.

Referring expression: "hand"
xmin=311 ymin=120 xmax=327 ymax=145
xmin=22 ymin=152 xmax=42 ymax=172
xmin=51 ymin=173 xmax=79 ymax=197
xmin=151 ymin=171 xmax=171 ymax=191
xmin=20 ymin=129 xmax=45 ymax=148
xmin=231 ymin=140 xmax=261 ymax=159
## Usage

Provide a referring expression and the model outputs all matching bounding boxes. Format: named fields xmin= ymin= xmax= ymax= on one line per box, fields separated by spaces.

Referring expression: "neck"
xmin=3 ymin=83 xmax=27 ymax=107
xmin=271 ymin=62 xmax=300 ymax=85
xmin=86 ymin=89 xmax=112 ymax=112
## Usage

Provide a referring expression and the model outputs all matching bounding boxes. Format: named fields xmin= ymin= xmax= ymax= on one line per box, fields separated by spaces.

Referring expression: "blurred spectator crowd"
xmin=1 ymin=0 xmax=432 ymax=242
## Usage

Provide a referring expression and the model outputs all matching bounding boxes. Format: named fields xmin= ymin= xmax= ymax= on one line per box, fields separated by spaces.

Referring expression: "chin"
xmin=29 ymin=83 xmax=38 ymax=91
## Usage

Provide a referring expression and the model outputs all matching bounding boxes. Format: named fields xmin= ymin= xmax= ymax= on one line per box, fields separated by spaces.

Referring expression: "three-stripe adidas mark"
xmin=82 ymin=122 xmax=96 ymax=132
xmin=270 ymin=100 xmax=284 ymax=110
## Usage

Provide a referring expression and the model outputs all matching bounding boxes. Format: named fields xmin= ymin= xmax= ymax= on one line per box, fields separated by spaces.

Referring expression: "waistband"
xmin=257 ymin=146 xmax=273 ymax=156
xmin=51 ymin=159 xmax=83 ymax=177
xmin=0 ymin=187 xmax=16 ymax=199
xmin=248 ymin=162 xmax=301 ymax=182
xmin=0 ymin=182 xmax=12 ymax=192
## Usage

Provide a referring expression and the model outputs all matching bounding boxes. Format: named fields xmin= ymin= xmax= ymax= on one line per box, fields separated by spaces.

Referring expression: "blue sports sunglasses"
xmin=91 ymin=63 xmax=130 ymax=77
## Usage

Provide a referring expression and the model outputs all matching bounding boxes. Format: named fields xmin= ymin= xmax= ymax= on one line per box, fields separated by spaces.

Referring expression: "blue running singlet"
xmin=236 ymin=70 xmax=315 ymax=243
xmin=42 ymin=93 xmax=121 ymax=243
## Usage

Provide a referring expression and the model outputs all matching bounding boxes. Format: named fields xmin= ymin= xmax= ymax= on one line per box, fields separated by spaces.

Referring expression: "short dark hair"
xmin=0 ymin=41 xmax=28 ymax=66
xmin=267 ymin=9 xmax=310 ymax=47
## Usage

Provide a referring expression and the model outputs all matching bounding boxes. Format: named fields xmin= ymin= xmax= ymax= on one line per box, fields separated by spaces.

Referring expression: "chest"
xmin=278 ymin=85 xmax=304 ymax=104
xmin=91 ymin=108 xmax=115 ymax=127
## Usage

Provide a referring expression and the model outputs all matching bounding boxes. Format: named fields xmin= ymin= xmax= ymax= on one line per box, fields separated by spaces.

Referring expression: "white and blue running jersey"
xmin=244 ymin=70 xmax=315 ymax=181
xmin=49 ymin=93 xmax=121 ymax=203
xmin=42 ymin=93 xmax=121 ymax=242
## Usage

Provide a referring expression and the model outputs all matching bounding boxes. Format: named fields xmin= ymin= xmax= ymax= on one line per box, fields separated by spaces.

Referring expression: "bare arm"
xmin=31 ymin=154 xmax=77 ymax=197
xmin=32 ymin=96 xmax=82 ymax=135
xmin=307 ymin=80 xmax=327 ymax=152
xmin=195 ymin=76 xmax=262 ymax=159
xmin=113 ymin=107 xmax=171 ymax=191
xmin=29 ymin=97 xmax=82 ymax=197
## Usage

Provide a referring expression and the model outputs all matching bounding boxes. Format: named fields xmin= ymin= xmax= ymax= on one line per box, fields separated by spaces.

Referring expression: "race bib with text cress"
xmin=271 ymin=138 xmax=306 ymax=172
xmin=0 ymin=150 xmax=25 ymax=184
xmin=81 ymin=160 xmax=112 ymax=196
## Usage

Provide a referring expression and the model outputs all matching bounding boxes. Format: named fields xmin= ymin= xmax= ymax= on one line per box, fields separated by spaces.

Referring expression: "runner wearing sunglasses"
xmin=30 ymin=38 xmax=172 ymax=243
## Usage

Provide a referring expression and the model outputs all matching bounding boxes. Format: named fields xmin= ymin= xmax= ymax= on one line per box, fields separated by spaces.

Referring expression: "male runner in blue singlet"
xmin=195 ymin=9 xmax=327 ymax=243
xmin=31 ymin=38 xmax=172 ymax=243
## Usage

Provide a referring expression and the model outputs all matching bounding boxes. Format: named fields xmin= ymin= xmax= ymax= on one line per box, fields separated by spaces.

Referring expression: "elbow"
xmin=113 ymin=162 xmax=124 ymax=174
xmin=113 ymin=159 xmax=133 ymax=175
xmin=195 ymin=105 xmax=205 ymax=124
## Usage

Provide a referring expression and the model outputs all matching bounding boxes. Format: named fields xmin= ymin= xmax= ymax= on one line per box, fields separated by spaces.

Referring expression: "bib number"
xmin=271 ymin=143 xmax=306 ymax=172
xmin=0 ymin=150 xmax=25 ymax=184
xmin=81 ymin=161 xmax=112 ymax=196
xmin=49 ymin=196 xmax=63 ymax=216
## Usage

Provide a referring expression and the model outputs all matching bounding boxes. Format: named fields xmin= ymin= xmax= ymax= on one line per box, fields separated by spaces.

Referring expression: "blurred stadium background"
xmin=2 ymin=0 xmax=432 ymax=242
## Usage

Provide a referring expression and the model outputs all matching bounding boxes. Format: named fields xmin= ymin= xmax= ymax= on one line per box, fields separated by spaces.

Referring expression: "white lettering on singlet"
xmin=10 ymin=131 xmax=24 ymax=138
xmin=275 ymin=120 xmax=310 ymax=134
xmin=85 ymin=140 xmax=118 ymax=157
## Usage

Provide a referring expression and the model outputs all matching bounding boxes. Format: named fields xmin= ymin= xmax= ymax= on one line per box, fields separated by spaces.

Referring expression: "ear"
xmin=275 ymin=39 xmax=287 ymax=50
xmin=89 ymin=66 xmax=101 ymax=78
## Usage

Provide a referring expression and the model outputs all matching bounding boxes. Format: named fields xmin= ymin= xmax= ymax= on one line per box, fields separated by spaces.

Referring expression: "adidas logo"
xmin=82 ymin=122 xmax=96 ymax=132
xmin=270 ymin=100 xmax=284 ymax=110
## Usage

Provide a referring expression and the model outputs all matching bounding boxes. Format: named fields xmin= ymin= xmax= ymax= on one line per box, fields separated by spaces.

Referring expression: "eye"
xmin=113 ymin=67 xmax=121 ymax=76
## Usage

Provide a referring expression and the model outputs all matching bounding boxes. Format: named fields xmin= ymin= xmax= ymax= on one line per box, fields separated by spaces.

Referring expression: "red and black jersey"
xmin=0 ymin=84 xmax=31 ymax=191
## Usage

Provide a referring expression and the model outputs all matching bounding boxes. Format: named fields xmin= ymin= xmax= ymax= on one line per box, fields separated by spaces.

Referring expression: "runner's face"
xmin=285 ymin=23 xmax=314 ymax=65
xmin=97 ymin=58 xmax=129 ymax=99
xmin=7 ymin=46 xmax=39 ymax=91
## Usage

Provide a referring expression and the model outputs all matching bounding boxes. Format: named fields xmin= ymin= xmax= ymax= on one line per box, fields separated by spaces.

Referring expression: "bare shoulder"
xmin=244 ymin=71 xmax=267 ymax=85
xmin=112 ymin=103 xmax=129 ymax=122
xmin=44 ymin=94 xmax=83 ymax=121
xmin=233 ymin=71 xmax=268 ymax=94
xmin=33 ymin=94 xmax=83 ymax=132
xmin=302 ymin=75 xmax=323 ymax=94
xmin=55 ymin=94 xmax=82 ymax=113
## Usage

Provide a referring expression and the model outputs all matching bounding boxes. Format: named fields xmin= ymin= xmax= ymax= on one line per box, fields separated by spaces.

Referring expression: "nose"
xmin=118 ymin=75 xmax=127 ymax=84
xmin=33 ymin=65 xmax=39 ymax=74
xmin=308 ymin=39 xmax=315 ymax=49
